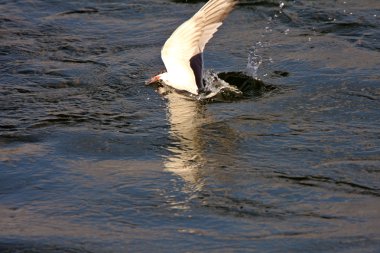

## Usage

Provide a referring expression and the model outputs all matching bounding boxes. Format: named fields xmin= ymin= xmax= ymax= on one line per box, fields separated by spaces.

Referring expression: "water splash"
xmin=246 ymin=47 xmax=262 ymax=78
xmin=279 ymin=2 xmax=285 ymax=11
xmin=198 ymin=70 xmax=242 ymax=100
xmin=246 ymin=1 xmax=288 ymax=79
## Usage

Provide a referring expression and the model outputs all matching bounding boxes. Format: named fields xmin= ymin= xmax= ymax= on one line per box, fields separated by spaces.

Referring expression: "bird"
xmin=148 ymin=0 xmax=238 ymax=95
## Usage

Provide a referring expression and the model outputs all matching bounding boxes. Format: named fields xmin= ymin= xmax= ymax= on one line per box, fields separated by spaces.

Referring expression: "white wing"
xmin=161 ymin=0 xmax=237 ymax=94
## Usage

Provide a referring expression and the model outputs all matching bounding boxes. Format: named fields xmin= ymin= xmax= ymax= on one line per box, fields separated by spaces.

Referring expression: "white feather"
xmin=160 ymin=0 xmax=237 ymax=95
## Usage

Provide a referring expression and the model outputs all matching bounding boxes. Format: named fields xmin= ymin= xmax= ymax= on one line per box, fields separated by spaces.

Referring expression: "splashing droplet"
xmin=199 ymin=70 xmax=242 ymax=100
xmin=246 ymin=47 xmax=262 ymax=78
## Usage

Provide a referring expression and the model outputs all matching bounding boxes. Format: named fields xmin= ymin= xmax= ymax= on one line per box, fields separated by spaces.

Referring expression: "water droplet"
xmin=246 ymin=47 xmax=263 ymax=78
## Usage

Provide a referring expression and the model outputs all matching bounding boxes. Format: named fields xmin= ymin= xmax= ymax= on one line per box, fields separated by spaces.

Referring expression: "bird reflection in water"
xmin=162 ymin=91 xmax=241 ymax=197
xmin=162 ymin=92 xmax=207 ymax=192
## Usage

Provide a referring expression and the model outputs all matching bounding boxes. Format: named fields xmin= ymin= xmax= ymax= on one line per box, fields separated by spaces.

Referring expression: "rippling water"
xmin=1 ymin=0 xmax=379 ymax=252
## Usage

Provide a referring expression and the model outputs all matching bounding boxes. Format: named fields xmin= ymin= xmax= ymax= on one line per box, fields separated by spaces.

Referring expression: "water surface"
xmin=1 ymin=0 xmax=380 ymax=252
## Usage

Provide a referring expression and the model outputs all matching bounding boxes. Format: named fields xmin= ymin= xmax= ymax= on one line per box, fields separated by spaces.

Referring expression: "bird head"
xmin=146 ymin=71 xmax=168 ymax=85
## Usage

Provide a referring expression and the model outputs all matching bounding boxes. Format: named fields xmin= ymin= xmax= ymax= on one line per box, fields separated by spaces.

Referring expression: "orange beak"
xmin=146 ymin=75 xmax=161 ymax=85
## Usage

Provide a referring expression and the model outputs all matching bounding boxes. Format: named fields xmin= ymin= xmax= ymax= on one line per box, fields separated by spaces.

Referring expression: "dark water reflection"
xmin=1 ymin=0 xmax=380 ymax=252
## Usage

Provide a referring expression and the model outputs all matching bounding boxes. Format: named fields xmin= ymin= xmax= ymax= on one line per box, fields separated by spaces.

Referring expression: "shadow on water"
xmin=217 ymin=71 xmax=278 ymax=98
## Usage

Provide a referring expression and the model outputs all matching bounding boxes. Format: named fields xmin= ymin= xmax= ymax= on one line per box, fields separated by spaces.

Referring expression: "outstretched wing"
xmin=161 ymin=0 xmax=237 ymax=94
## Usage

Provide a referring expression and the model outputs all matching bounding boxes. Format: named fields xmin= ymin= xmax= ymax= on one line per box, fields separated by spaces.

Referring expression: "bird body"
xmin=149 ymin=0 xmax=238 ymax=95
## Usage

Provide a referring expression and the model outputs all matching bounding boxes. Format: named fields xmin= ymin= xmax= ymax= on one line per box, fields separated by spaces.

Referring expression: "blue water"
xmin=1 ymin=0 xmax=379 ymax=252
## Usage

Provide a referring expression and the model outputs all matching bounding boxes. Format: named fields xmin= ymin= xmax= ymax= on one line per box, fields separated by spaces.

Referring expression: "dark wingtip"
xmin=190 ymin=53 xmax=204 ymax=90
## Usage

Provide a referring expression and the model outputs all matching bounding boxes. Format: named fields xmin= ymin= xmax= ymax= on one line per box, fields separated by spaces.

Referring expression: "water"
xmin=1 ymin=0 xmax=379 ymax=252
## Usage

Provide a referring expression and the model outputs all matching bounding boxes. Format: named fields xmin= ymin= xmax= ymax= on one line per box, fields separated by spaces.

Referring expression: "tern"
xmin=148 ymin=0 xmax=238 ymax=95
